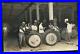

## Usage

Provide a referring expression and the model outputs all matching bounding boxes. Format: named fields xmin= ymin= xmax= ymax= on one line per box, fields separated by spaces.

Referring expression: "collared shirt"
xmin=31 ymin=25 xmax=37 ymax=31
xmin=39 ymin=23 xmax=44 ymax=33
xmin=19 ymin=26 xmax=26 ymax=33
xmin=67 ymin=23 xmax=75 ymax=33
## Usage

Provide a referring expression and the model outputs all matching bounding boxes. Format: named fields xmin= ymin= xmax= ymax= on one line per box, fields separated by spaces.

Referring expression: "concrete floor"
xmin=4 ymin=35 xmax=78 ymax=52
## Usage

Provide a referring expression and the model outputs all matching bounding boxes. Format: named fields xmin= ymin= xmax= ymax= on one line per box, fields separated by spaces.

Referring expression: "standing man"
xmin=65 ymin=18 xmax=75 ymax=44
xmin=18 ymin=21 xmax=26 ymax=49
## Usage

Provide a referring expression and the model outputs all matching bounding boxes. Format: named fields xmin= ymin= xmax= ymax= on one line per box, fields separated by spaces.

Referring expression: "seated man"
xmin=39 ymin=22 xmax=44 ymax=34
xmin=31 ymin=20 xmax=38 ymax=31
xmin=49 ymin=22 xmax=59 ymax=31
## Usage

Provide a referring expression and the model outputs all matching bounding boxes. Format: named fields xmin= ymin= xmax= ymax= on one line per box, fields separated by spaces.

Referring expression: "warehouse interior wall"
xmin=2 ymin=2 xmax=77 ymax=37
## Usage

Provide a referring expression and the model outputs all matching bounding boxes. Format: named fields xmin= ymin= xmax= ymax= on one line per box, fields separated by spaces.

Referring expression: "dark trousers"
xmin=18 ymin=32 xmax=26 ymax=48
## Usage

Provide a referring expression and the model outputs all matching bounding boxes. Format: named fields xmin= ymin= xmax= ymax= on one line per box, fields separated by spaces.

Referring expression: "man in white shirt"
xmin=19 ymin=21 xmax=26 ymax=49
xmin=39 ymin=22 xmax=44 ymax=33
xmin=49 ymin=22 xmax=59 ymax=31
xmin=65 ymin=19 xmax=75 ymax=44
xmin=31 ymin=20 xmax=38 ymax=31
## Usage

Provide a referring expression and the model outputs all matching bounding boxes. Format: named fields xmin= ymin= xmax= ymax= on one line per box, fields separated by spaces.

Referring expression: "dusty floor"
xmin=4 ymin=35 xmax=78 ymax=52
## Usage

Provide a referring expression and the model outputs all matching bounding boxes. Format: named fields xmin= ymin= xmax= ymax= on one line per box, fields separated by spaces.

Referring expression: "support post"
xmin=29 ymin=7 xmax=32 ymax=24
xmin=36 ymin=3 xmax=40 ymax=21
xmin=48 ymin=3 xmax=53 ymax=20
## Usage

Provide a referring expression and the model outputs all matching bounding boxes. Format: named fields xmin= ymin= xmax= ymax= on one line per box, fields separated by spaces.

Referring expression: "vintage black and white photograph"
xmin=3 ymin=2 xmax=78 ymax=52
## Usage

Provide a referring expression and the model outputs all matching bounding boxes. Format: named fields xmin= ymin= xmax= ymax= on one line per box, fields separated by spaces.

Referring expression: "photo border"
xmin=0 ymin=0 xmax=79 ymax=54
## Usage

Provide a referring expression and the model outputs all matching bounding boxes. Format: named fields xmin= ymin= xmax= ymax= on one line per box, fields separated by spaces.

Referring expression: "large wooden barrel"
xmin=44 ymin=29 xmax=60 ymax=46
xmin=27 ymin=31 xmax=41 ymax=48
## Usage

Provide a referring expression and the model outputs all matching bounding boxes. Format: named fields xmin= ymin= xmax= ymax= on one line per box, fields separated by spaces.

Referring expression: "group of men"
xmin=18 ymin=20 xmax=38 ymax=49
xmin=18 ymin=18 xmax=75 ymax=49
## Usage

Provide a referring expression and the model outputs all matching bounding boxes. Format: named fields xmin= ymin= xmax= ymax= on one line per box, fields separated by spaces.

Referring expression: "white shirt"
xmin=67 ymin=23 xmax=75 ymax=33
xmin=39 ymin=23 xmax=44 ymax=33
xmin=31 ymin=25 xmax=37 ymax=31
xmin=19 ymin=27 xmax=25 ymax=33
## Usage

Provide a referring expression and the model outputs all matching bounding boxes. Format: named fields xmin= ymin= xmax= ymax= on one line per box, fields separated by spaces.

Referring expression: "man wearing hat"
xmin=65 ymin=18 xmax=75 ymax=44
